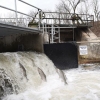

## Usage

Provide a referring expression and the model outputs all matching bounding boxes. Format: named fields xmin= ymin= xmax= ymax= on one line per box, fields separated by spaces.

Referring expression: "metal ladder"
xmin=42 ymin=23 xmax=60 ymax=43
xmin=50 ymin=24 xmax=60 ymax=43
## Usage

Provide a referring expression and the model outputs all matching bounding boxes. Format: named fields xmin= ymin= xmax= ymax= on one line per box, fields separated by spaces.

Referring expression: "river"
xmin=0 ymin=52 xmax=100 ymax=100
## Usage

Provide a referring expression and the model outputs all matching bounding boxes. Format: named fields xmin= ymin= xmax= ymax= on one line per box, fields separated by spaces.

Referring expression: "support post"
xmin=73 ymin=28 xmax=74 ymax=41
xmin=59 ymin=13 xmax=60 ymax=25
xmin=15 ymin=0 xmax=18 ymax=25
xmin=43 ymin=23 xmax=44 ymax=34
xmin=51 ymin=24 xmax=54 ymax=43
xmin=38 ymin=10 xmax=40 ymax=30
xmin=58 ymin=28 xmax=60 ymax=43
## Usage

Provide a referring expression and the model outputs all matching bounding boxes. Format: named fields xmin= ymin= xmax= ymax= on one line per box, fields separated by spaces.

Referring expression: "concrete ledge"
xmin=0 ymin=22 xmax=41 ymax=36
xmin=0 ymin=33 xmax=44 ymax=53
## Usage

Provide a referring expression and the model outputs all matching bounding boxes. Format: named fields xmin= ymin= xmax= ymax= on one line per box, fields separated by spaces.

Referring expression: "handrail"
xmin=0 ymin=2 xmax=94 ymax=29
xmin=18 ymin=0 xmax=42 ymax=11
xmin=43 ymin=12 xmax=93 ymax=16
xmin=0 ymin=5 xmax=34 ymax=18
xmin=41 ymin=12 xmax=94 ymax=27
xmin=18 ymin=0 xmax=43 ymax=29
xmin=43 ymin=12 xmax=94 ymax=19
xmin=0 ymin=18 xmax=27 ymax=19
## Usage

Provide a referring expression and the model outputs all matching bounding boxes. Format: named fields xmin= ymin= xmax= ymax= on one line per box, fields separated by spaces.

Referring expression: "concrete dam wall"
xmin=0 ymin=33 xmax=44 ymax=53
xmin=77 ymin=28 xmax=100 ymax=64
xmin=0 ymin=26 xmax=100 ymax=64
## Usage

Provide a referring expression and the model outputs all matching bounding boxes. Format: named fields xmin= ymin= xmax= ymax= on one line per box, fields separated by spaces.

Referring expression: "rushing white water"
xmin=0 ymin=52 xmax=100 ymax=100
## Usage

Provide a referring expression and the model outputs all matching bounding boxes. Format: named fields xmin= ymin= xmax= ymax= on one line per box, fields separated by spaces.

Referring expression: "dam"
xmin=0 ymin=0 xmax=100 ymax=100
xmin=0 ymin=0 xmax=98 ymax=69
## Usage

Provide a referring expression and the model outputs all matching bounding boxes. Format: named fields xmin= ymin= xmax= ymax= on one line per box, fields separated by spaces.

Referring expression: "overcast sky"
xmin=0 ymin=0 xmax=59 ymax=17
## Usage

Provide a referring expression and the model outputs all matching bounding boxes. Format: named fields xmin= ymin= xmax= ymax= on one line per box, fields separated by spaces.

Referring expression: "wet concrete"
xmin=0 ymin=33 xmax=44 ymax=53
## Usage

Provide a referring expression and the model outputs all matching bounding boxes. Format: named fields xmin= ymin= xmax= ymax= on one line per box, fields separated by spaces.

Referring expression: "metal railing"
xmin=0 ymin=18 xmax=29 ymax=27
xmin=40 ymin=12 xmax=94 ymax=27
xmin=0 ymin=1 xmax=94 ymax=30
xmin=0 ymin=0 xmax=42 ymax=29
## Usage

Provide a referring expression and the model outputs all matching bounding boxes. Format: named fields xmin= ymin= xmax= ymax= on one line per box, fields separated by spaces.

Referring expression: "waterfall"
xmin=1 ymin=52 xmax=100 ymax=100
xmin=0 ymin=52 xmax=67 ymax=100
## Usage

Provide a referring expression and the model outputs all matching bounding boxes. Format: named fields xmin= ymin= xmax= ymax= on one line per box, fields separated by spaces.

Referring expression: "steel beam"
xmin=0 ymin=22 xmax=41 ymax=34
xmin=0 ymin=5 xmax=34 ymax=18
xmin=18 ymin=0 xmax=42 ymax=11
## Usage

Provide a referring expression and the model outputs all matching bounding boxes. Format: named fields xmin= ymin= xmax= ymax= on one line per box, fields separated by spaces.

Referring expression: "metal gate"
xmin=44 ymin=42 xmax=78 ymax=70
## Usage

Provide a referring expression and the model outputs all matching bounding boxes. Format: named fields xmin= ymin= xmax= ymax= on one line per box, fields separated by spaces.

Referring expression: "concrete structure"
xmin=0 ymin=1 xmax=99 ymax=65
xmin=0 ymin=33 xmax=44 ymax=52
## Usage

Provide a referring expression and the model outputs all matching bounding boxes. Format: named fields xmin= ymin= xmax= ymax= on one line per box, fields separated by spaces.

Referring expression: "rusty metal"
xmin=41 ymin=12 xmax=94 ymax=27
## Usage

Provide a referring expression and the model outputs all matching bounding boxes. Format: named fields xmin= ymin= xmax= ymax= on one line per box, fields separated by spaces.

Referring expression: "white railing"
xmin=0 ymin=18 xmax=29 ymax=27
xmin=0 ymin=0 xmax=42 ymax=29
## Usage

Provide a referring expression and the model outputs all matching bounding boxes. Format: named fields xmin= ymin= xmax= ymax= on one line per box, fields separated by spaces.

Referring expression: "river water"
xmin=0 ymin=52 xmax=100 ymax=100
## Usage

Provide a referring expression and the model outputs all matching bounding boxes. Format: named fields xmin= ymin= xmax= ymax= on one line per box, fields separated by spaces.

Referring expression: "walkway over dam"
xmin=0 ymin=4 xmax=94 ymax=40
xmin=0 ymin=0 xmax=94 ymax=37
xmin=0 ymin=22 xmax=41 ymax=36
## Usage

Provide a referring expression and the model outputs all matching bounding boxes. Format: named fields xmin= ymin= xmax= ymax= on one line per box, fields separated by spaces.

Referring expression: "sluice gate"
xmin=44 ymin=42 xmax=78 ymax=70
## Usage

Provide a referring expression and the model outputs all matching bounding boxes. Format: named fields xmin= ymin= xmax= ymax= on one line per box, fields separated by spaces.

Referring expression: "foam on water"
xmin=0 ymin=52 xmax=100 ymax=100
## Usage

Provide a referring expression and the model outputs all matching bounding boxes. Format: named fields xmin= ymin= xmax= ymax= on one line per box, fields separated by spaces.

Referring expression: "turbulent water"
xmin=0 ymin=52 xmax=100 ymax=100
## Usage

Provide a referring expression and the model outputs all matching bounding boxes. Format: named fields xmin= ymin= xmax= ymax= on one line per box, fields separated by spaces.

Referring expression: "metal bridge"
xmin=0 ymin=0 xmax=94 ymax=41
xmin=0 ymin=0 xmax=42 ymax=36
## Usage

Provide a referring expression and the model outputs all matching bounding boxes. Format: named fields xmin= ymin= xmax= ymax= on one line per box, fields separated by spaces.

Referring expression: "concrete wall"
xmin=59 ymin=27 xmax=100 ymax=64
xmin=0 ymin=33 xmax=44 ymax=53
xmin=78 ymin=42 xmax=100 ymax=64
xmin=76 ymin=28 xmax=100 ymax=64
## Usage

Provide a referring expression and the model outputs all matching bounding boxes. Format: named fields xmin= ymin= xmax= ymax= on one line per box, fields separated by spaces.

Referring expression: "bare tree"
xmin=56 ymin=0 xmax=85 ymax=14
xmin=0 ymin=13 xmax=17 ymax=24
xmin=92 ymin=0 xmax=100 ymax=21
xmin=0 ymin=12 xmax=30 ymax=27
xmin=78 ymin=0 xmax=90 ymax=15
xmin=28 ymin=10 xmax=38 ymax=23
xmin=68 ymin=0 xmax=85 ymax=14
xmin=28 ymin=10 xmax=46 ymax=24
xmin=56 ymin=0 xmax=71 ymax=13
xmin=55 ymin=0 xmax=86 ymax=24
